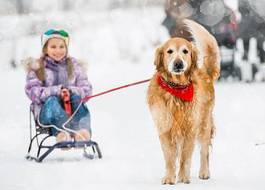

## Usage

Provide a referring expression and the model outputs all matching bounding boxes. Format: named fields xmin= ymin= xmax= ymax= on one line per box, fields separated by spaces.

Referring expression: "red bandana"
xmin=157 ymin=75 xmax=194 ymax=102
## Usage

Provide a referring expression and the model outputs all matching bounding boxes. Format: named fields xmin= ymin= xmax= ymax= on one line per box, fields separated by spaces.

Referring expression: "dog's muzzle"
xmin=173 ymin=60 xmax=184 ymax=73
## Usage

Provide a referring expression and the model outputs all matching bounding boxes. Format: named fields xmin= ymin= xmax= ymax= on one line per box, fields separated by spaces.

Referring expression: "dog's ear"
xmin=154 ymin=46 xmax=164 ymax=71
xmin=191 ymin=43 xmax=198 ymax=70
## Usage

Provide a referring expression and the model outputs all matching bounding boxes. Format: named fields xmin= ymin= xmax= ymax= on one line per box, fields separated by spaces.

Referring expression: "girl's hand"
xmin=60 ymin=88 xmax=71 ymax=101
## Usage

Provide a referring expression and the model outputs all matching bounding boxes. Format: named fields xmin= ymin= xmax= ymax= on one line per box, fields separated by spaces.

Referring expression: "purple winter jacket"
xmin=25 ymin=56 xmax=92 ymax=115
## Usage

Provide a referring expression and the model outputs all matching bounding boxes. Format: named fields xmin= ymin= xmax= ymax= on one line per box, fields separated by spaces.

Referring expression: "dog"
xmin=147 ymin=19 xmax=220 ymax=184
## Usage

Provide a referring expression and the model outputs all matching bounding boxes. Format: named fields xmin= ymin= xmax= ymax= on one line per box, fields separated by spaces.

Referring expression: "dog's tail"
xmin=183 ymin=19 xmax=221 ymax=81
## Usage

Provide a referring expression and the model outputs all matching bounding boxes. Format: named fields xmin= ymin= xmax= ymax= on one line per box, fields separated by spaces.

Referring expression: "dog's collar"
xmin=157 ymin=74 xmax=194 ymax=102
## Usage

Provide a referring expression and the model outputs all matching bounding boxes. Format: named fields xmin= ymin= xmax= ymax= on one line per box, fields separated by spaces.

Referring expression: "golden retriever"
xmin=147 ymin=19 xmax=220 ymax=184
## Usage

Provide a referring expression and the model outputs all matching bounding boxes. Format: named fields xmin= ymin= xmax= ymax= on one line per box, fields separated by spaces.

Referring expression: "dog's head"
xmin=154 ymin=38 xmax=198 ymax=84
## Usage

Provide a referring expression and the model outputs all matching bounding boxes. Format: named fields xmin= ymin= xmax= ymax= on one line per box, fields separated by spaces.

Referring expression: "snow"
xmin=0 ymin=5 xmax=265 ymax=190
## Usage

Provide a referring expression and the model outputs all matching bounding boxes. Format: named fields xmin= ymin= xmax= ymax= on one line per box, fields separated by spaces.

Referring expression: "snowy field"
xmin=0 ymin=6 xmax=265 ymax=190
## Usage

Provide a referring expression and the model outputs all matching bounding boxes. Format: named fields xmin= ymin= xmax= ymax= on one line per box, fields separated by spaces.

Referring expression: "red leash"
xmin=81 ymin=79 xmax=151 ymax=102
xmin=63 ymin=79 xmax=150 ymax=126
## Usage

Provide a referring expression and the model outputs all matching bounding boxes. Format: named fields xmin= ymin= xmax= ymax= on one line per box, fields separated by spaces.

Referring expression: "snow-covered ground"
xmin=0 ymin=6 xmax=265 ymax=190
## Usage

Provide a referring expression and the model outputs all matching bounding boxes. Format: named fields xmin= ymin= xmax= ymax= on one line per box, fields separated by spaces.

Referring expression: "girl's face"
xmin=45 ymin=38 xmax=67 ymax=61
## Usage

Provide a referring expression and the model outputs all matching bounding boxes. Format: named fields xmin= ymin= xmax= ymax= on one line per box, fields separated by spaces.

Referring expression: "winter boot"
xmin=74 ymin=129 xmax=91 ymax=141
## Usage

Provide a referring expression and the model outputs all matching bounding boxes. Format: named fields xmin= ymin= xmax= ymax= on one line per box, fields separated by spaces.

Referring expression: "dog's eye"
xmin=183 ymin=49 xmax=188 ymax=54
xmin=167 ymin=49 xmax=173 ymax=54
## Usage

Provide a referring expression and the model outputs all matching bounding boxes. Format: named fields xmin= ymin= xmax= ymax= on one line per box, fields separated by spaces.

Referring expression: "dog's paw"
xmin=178 ymin=177 xmax=191 ymax=184
xmin=199 ymin=170 xmax=210 ymax=180
xmin=199 ymin=172 xmax=210 ymax=180
xmin=161 ymin=175 xmax=176 ymax=185
xmin=178 ymin=173 xmax=191 ymax=184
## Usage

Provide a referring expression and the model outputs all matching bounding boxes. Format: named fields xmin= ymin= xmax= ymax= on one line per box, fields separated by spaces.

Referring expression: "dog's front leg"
xmin=178 ymin=137 xmax=195 ymax=184
xmin=159 ymin=131 xmax=177 ymax=185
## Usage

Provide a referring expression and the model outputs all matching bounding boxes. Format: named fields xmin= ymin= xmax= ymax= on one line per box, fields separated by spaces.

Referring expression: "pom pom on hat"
xmin=41 ymin=29 xmax=69 ymax=48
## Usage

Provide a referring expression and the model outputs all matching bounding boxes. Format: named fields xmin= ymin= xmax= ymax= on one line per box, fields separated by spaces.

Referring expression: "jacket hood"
xmin=22 ymin=57 xmax=41 ymax=72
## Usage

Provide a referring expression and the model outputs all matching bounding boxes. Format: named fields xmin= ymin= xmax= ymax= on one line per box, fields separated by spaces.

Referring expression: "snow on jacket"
xmin=24 ymin=56 xmax=92 ymax=112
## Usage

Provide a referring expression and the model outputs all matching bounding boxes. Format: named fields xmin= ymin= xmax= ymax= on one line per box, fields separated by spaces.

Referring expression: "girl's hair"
xmin=35 ymin=41 xmax=74 ymax=82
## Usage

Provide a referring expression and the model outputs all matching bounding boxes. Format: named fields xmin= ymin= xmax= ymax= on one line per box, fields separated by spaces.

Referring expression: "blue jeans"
xmin=39 ymin=94 xmax=91 ymax=136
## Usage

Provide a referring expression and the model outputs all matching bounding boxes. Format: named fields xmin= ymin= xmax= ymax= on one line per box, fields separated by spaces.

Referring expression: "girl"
xmin=25 ymin=29 xmax=92 ymax=142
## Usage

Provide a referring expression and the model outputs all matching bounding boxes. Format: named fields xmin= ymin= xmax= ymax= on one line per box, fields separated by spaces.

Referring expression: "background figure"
xmin=238 ymin=0 xmax=265 ymax=64
xmin=238 ymin=0 xmax=265 ymax=81
xmin=162 ymin=0 xmax=238 ymax=48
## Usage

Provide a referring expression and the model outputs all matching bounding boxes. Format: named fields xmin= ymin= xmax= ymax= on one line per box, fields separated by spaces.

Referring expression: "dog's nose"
xmin=173 ymin=60 xmax=184 ymax=71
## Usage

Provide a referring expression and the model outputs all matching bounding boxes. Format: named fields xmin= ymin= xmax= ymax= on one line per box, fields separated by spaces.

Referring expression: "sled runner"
xmin=25 ymin=104 xmax=102 ymax=162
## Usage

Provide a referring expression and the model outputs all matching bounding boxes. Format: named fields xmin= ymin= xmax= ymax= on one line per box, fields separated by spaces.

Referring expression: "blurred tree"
xmin=62 ymin=0 xmax=72 ymax=11
xmin=14 ymin=0 xmax=31 ymax=14
xmin=15 ymin=0 xmax=24 ymax=14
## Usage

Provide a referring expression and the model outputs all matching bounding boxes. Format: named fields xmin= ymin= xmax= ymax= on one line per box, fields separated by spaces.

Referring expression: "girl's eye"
xmin=183 ymin=49 xmax=188 ymax=54
xmin=167 ymin=49 xmax=173 ymax=54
